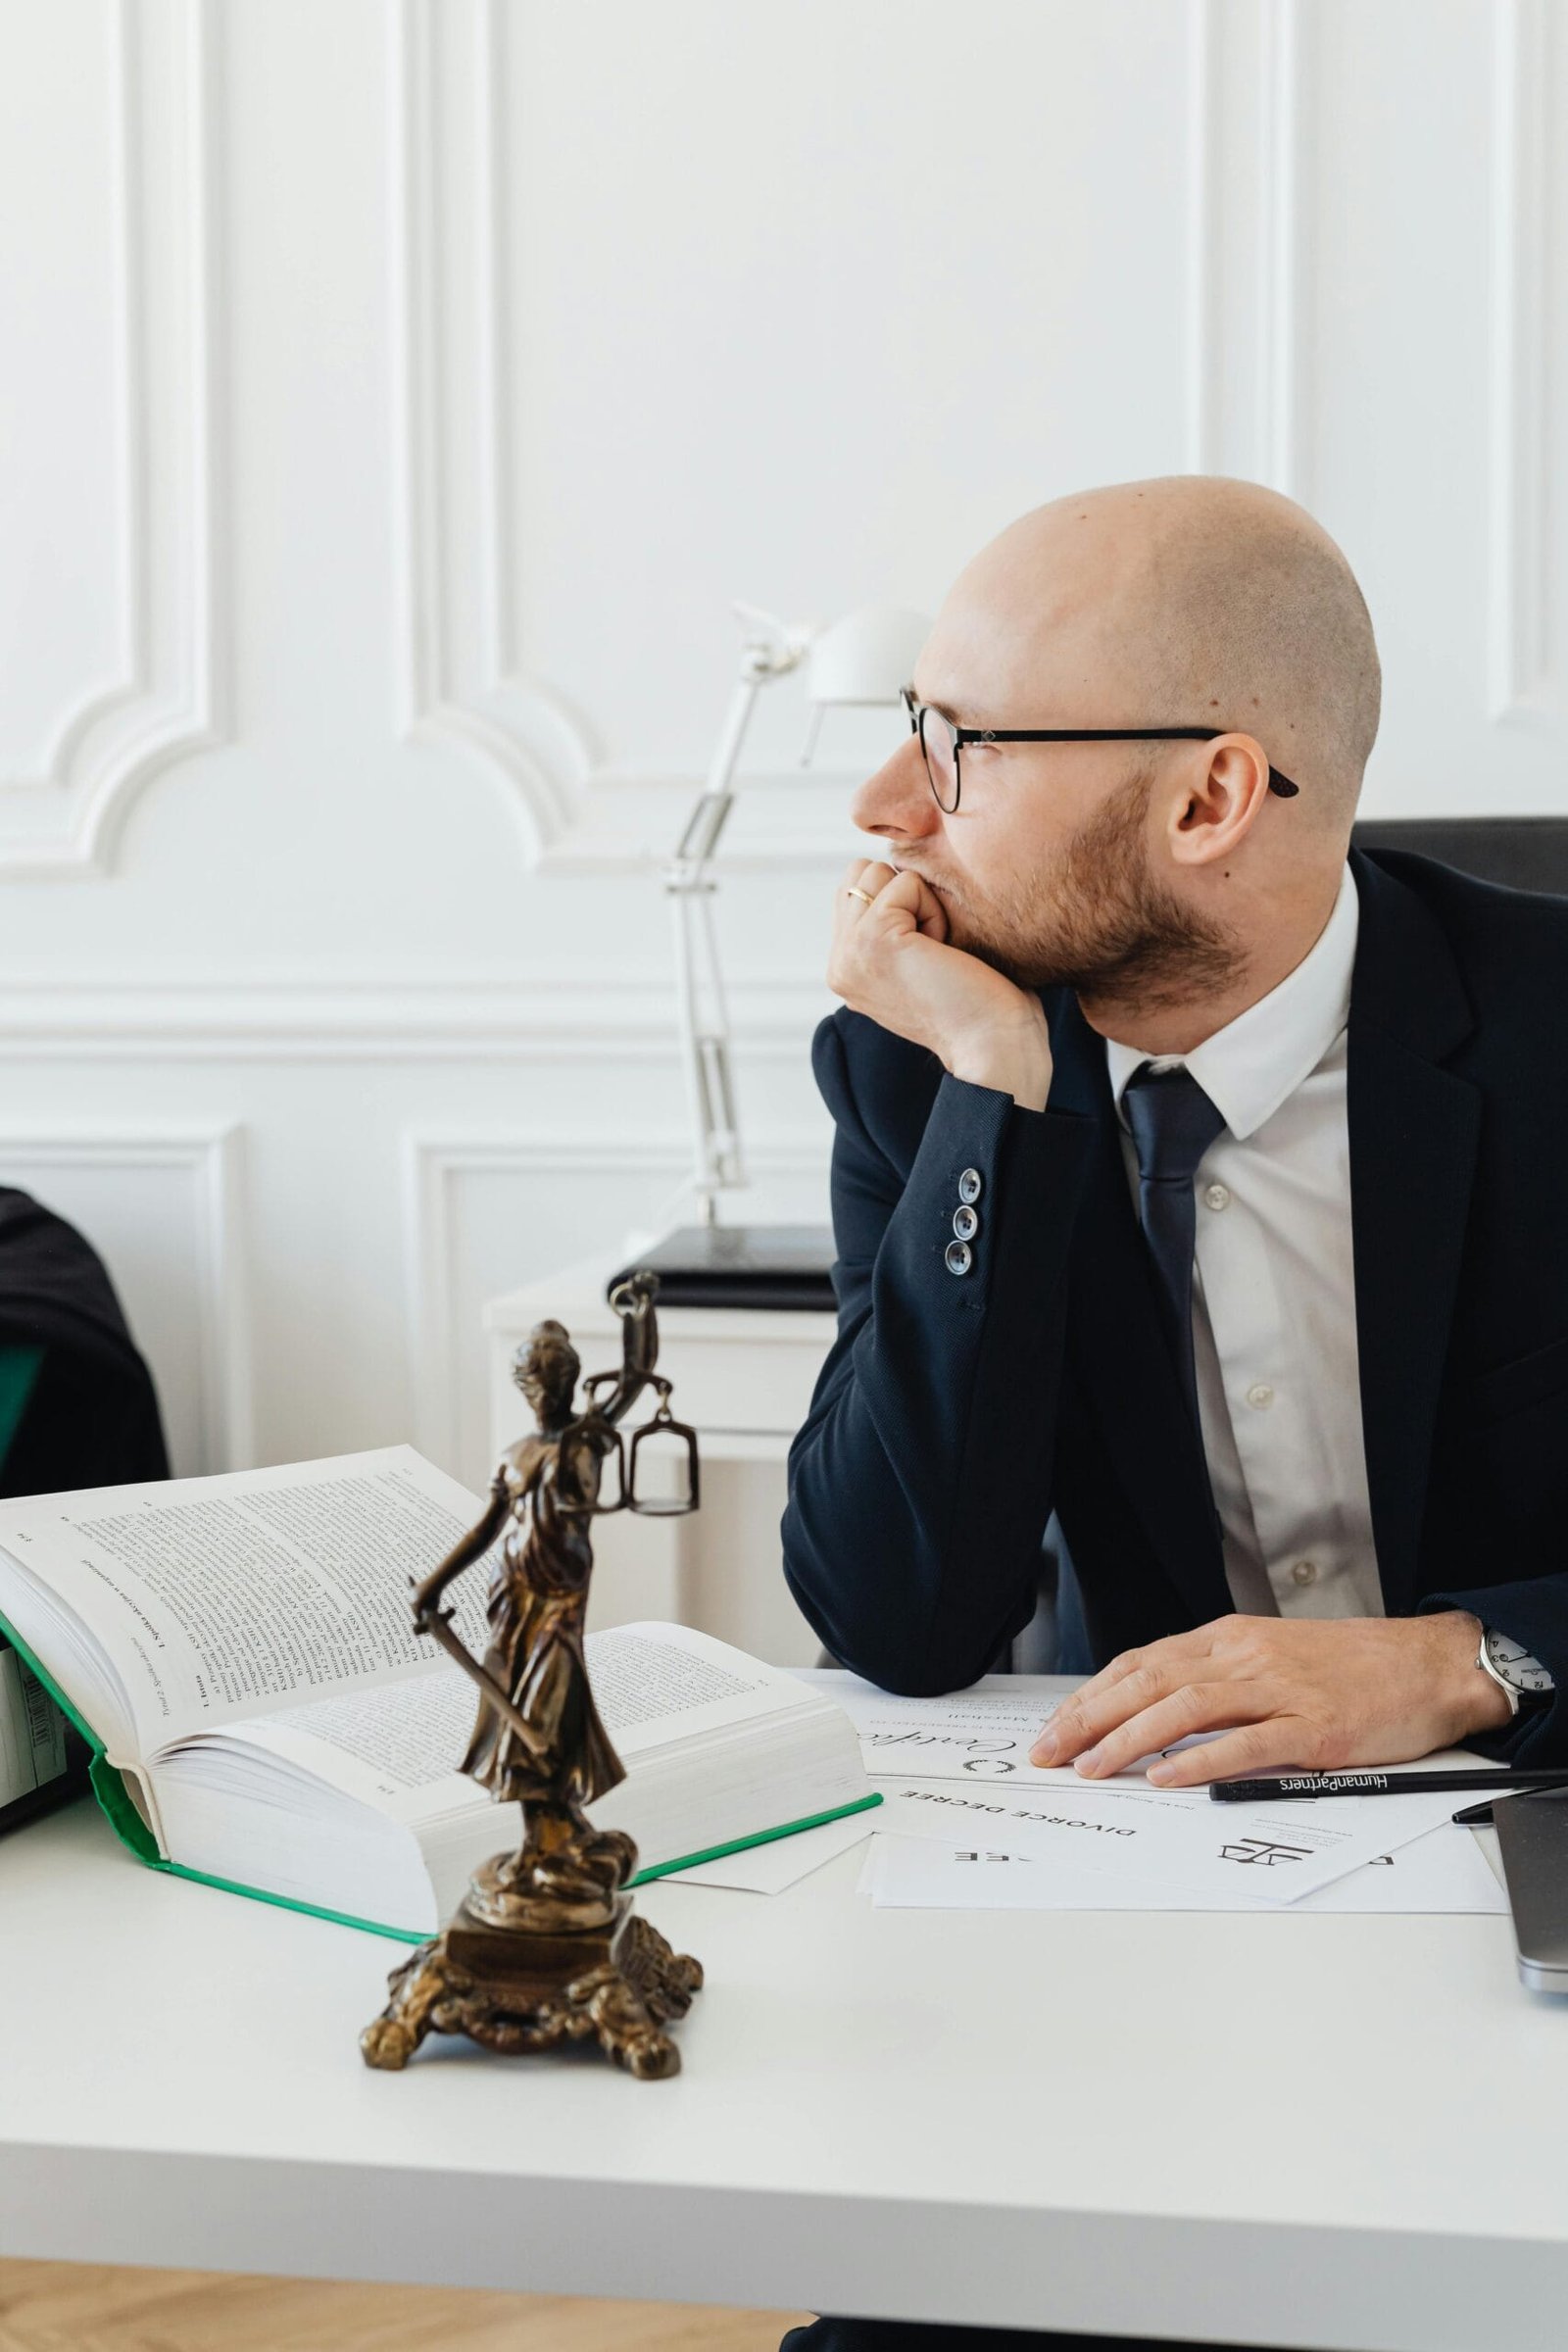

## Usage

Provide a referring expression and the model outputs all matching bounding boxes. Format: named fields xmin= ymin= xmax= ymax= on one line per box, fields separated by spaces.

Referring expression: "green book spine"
xmin=624 ymin=1791 xmax=883 ymax=1889
xmin=0 ymin=1606 xmax=882 ymax=1941
xmin=161 ymin=1788 xmax=885 ymax=1946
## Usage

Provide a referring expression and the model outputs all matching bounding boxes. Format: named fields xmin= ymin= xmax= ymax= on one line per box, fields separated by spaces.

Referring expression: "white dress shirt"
xmin=1102 ymin=864 xmax=1382 ymax=1621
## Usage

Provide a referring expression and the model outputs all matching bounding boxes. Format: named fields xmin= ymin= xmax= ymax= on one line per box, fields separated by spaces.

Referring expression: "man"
xmin=777 ymin=475 xmax=1566 ymax=2352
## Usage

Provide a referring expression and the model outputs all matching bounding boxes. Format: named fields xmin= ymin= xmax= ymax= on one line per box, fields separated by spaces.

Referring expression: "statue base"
xmin=360 ymin=1892 xmax=703 ymax=2079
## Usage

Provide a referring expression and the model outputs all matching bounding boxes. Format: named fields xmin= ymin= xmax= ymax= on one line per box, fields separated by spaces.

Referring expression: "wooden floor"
xmin=0 ymin=2262 xmax=811 ymax=2352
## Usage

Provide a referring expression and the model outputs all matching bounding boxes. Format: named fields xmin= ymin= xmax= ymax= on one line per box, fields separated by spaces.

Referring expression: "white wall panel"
xmin=492 ymin=0 xmax=1196 ymax=786
xmin=1488 ymin=0 xmax=1566 ymax=730
xmin=0 ymin=1125 xmax=250 ymax=1478
xmin=0 ymin=0 xmax=222 ymax=874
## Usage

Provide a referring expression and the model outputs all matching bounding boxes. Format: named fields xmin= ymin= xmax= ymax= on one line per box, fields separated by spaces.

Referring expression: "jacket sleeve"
xmin=1417 ymin=1578 xmax=1568 ymax=1765
xmin=780 ymin=1011 xmax=1095 ymax=1694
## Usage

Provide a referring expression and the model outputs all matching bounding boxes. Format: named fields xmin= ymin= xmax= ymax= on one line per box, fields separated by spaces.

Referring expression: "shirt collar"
xmin=1103 ymin=861 xmax=1359 ymax=1143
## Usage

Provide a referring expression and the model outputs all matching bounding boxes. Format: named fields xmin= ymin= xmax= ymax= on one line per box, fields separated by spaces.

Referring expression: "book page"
xmin=580 ymin=1623 xmax=793 ymax=1754
xmin=0 ymin=1447 xmax=491 ymax=1758
xmin=225 ymin=1667 xmax=481 ymax=1819
xmin=187 ymin=1621 xmax=816 ymax=1825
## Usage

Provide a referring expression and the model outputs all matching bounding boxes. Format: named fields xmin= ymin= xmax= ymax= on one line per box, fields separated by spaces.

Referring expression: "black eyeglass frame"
xmin=901 ymin=687 xmax=1300 ymax=814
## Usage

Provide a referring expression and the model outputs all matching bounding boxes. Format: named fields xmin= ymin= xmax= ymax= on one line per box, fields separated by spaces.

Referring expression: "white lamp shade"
xmin=807 ymin=605 xmax=931 ymax=706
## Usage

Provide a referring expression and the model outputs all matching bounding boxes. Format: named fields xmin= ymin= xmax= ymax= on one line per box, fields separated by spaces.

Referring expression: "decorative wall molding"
xmin=1183 ymin=0 xmax=1307 ymax=496
xmin=390 ymin=0 xmax=592 ymax=859
xmin=1488 ymin=0 xmax=1559 ymax=725
xmin=2 ymin=0 xmax=225 ymax=879
xmin=0 ymin=974 xmax=833 ymax=1060
xmin=400 ymin=1131 xmax=827 ymax=1473
xmin=1182 ymin=0 xmax=1218 ymax=474
xmin=0 ymin=1122 xmax=252 ymax=1474
xmin=1254 ymin=0 xmax=1307 ymax=501
xmin=388 ymin=0 xmax=868 ymax=873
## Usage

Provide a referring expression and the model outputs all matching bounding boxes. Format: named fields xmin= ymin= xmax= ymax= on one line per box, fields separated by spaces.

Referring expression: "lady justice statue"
xmin=361 ymin=1271 xmax=704 ymax=2079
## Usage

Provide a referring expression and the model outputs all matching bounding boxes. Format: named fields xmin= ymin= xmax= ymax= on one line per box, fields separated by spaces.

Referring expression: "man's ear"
xmin=1166 ymin=737 xmax=1271 ymax=868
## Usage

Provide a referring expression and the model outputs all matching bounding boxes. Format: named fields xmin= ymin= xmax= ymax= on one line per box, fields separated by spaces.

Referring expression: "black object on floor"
xmin=781 ymin=2322 xmax=1273 ymax=2351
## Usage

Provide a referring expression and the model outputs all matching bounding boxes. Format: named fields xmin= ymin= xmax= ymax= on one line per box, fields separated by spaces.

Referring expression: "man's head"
xmin=852 ymin=475 xmax=1380 ymax=1021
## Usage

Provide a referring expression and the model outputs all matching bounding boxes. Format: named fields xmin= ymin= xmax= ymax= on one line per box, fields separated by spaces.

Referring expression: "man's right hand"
xmin=829 ymin=860 xmax=1054 ymax=1110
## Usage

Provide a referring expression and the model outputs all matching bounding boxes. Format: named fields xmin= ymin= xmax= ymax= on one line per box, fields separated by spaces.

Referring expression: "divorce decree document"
xmin=794 ymin=1669 xmax=1492 ymax=1907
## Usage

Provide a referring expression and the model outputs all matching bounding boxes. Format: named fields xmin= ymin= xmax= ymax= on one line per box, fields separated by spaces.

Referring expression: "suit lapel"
xmin=1346 ymin=852 xmax=1480 ymax=1618
xmin=1048 ymin=992 xmax=1231 ymax=1626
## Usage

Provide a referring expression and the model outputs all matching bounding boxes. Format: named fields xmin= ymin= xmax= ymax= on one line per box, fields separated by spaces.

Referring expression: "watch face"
xmin=1486 ymin=1631 xmax=1554 ymax=1693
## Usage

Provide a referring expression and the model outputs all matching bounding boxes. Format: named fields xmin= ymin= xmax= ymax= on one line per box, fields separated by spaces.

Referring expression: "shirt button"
xmin=945 ymin=1240 xmax=973 ymax=1277
xmin=1291 ymin=1559 xmax=1318 ymax=1587
xmin=1246 ymin=1382 xmax=1274 ymax=1410
xmin=957 ymin=1167 xmax=983 ymax=1205
xmin=1204 ymin=1183 xmax=1230 ymax=1211
xmin=953 ymin=1204 xmax=979 ymax=1242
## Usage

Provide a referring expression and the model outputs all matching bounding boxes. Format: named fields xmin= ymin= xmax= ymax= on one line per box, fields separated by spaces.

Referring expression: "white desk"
xmin=3 ymin=1797 xmax=1567 ymax=2349
xmin=485 ymin=1252 xmax=837 ymax=1665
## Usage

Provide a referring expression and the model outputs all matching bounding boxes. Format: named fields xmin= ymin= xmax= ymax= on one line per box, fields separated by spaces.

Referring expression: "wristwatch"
xmin=1476 ymin=1625 xmax=1555 ymax=1717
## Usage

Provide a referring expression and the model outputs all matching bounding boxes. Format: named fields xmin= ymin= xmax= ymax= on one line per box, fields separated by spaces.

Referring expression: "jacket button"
xmin=945 ymin=1240 xmax=973 ymax=1277
xmin=957 ymin=1167 xmax=983 ymax=1205
xmin=953 ymin=1204 xmax=978 ymax=1242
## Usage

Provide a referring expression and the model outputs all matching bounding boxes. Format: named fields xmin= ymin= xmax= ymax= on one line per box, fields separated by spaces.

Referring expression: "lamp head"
xmin=807 ymin=606 xmax=931 ymax=707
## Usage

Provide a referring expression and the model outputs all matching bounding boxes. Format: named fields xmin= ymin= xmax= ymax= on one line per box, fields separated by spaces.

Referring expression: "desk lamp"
xmin=615 ymin=601 xmax=929 ymax=1309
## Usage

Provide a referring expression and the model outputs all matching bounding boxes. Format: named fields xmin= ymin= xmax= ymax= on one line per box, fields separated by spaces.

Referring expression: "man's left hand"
xmin=1029 ymin=1609 xmax=1514 ymax=1787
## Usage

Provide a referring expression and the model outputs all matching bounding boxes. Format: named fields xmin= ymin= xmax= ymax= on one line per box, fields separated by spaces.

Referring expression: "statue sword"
xmin=416 ymin=1605 xmax=547 ymax=1758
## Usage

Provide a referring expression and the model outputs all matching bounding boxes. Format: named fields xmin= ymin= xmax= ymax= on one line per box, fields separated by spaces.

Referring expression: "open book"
xmin=0 ymin=1446 xmax=874 ymax=1939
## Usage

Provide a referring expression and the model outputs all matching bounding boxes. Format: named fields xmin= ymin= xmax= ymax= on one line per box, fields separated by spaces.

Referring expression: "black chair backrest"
xmin=1351 ymin=816 xmax=1568 ymax=898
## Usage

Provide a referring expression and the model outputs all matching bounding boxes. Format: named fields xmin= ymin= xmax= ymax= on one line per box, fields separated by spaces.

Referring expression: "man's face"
xmin=850 ymin=598 xmax=1240 ymax=1010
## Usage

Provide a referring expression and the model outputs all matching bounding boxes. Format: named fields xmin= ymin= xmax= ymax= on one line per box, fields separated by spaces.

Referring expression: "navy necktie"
xmin=1121 ymin=1063 xmax=1227 ymax=1436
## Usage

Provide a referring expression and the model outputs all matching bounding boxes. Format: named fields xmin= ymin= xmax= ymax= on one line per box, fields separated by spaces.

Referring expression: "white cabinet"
xmin=484 ymin=1253 xmax=837 ymax=1664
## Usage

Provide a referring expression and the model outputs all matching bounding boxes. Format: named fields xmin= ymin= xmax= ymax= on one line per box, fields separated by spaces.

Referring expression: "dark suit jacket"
xmin=781 ymin=847 xmax=1568 ymax=1764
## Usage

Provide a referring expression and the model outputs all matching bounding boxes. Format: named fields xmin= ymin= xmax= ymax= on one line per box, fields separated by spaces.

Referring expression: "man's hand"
xmin=1029 ymin=1610 xmax=1514 ymax=1787
xmin=830 ymin=859 xmax=1054 ymax=1109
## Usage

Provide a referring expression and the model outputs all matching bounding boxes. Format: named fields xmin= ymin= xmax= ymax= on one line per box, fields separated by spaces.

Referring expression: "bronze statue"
xmin=361 ymin=1272 xmax=703 ymax=2078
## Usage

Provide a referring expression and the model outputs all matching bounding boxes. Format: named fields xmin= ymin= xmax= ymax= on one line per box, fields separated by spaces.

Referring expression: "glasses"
xmin=901 ymin=687 xmax=1301 ymax=815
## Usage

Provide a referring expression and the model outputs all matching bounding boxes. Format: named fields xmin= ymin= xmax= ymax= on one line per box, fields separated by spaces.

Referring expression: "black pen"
xmin=1209 ymin=1766 xmax=1568 ymax=1803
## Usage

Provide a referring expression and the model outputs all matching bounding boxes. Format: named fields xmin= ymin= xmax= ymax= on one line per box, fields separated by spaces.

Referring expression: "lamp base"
xmin=608 ymin=1224 xmax=835 ymax=1311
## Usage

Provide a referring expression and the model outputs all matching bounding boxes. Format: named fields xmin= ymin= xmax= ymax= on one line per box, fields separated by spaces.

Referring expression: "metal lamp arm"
xmin=666 ymin=609 xmax=816 ymax=1225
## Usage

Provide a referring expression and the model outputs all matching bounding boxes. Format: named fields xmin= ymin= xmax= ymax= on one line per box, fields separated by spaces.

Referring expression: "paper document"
xmin=814 ymin=1669 xmax=1223 ymax=1788
xmin=864 ymin=1825 xmax=1508 ymax=1915
xmin=842 ymin=1686 xmax=1075 ymax=1784
xmin=802 ymin=1670 xmax=1493 ymax=1907
xmin=867 ymin=1777 xmax=1466 ymax=1904
xmin=665 ymin=1809 xmax=876 ymax=1892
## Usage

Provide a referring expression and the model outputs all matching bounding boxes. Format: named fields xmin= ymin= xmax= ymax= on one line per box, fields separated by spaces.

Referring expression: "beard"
xmin=911 ymin=766 xmax=1245 ymax=1011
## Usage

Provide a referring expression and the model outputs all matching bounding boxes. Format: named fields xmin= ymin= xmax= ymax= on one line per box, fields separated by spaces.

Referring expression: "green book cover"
xmin=0 ymin=1609 xmax=879 ymax=1942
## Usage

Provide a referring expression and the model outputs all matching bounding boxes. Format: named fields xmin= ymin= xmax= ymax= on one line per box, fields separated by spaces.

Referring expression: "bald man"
xmin=777 ymin=477 xmax=1567 ymax=2347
